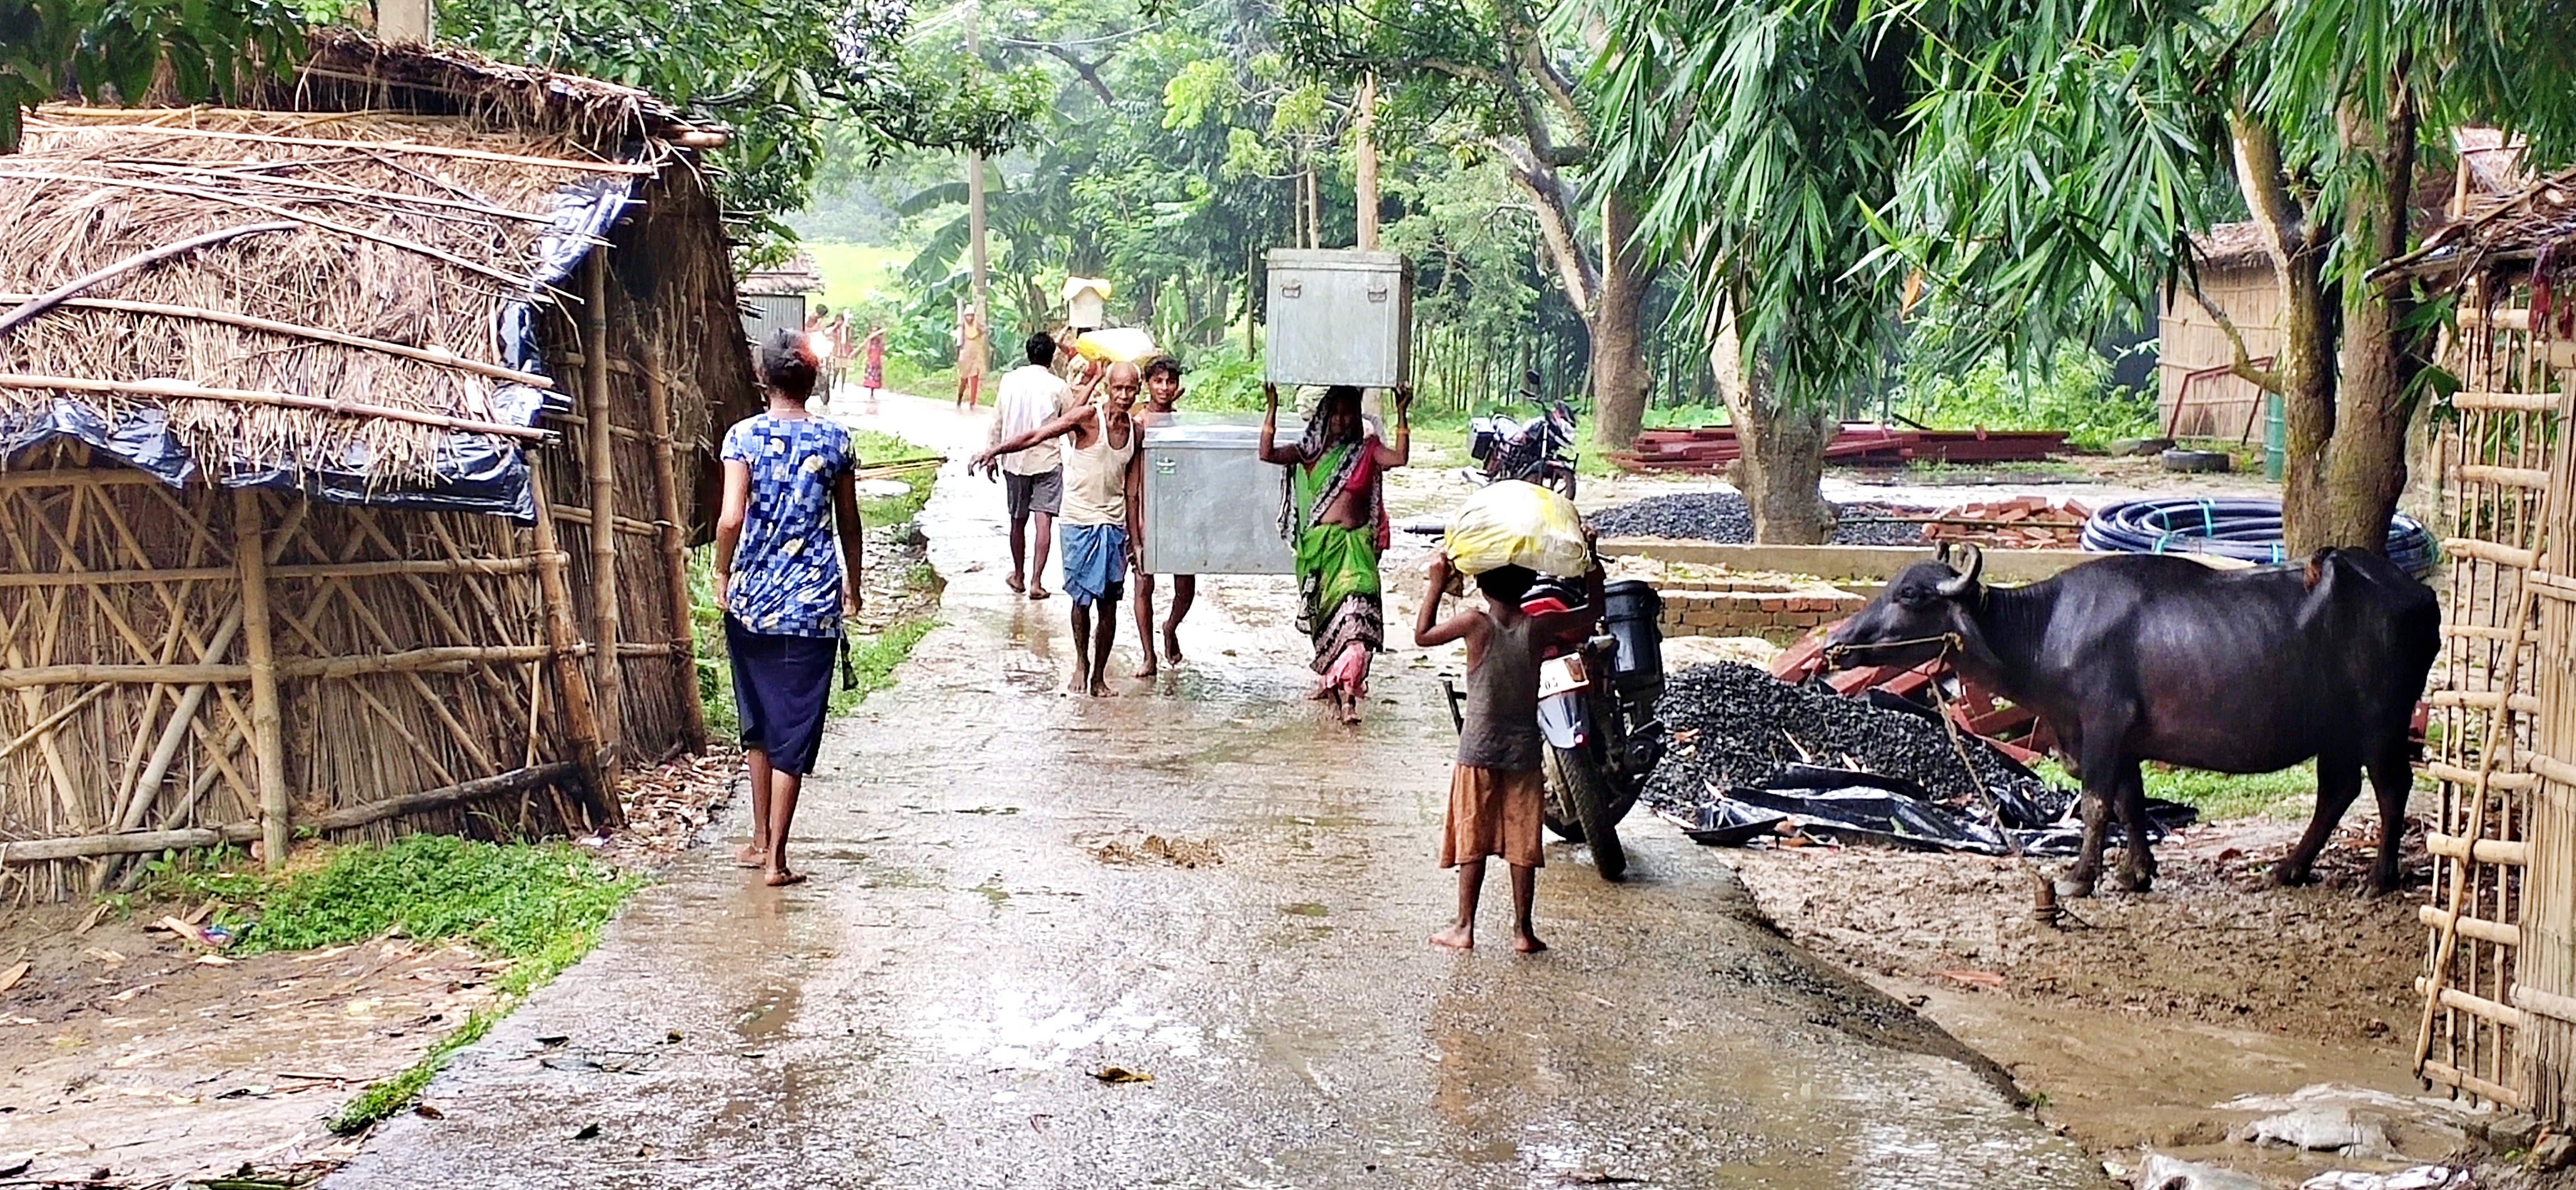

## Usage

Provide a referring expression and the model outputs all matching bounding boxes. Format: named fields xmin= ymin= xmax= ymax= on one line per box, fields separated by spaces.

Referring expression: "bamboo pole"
xmin=528 ymin=455 xmax=609 ymax=824
xmin=0 ymin=294 xmax=555 ymax=388
xmin=0 ymin=682 xmax=110 ymax=764
xmin=23 ymin=117 xmax=658 ymax=174
xmin=642 ymin=344 xmax=709 ymax=751
xmin=81 ymin=162 xmax=556 ymax=224
xmin=543 ymin=506 xmax=662 ymax=536
xmin=0 ymin=555 xmax=543 ymax=588
xmin=232 ymin=487 xmax=290 ymax=871
xmin=583 ymin=251 xmax=626 ymax=798
xmin=113 ymin=607 xmax=245 ymax=834
xmin=0 ymin=762 xmax=582 ymax=864
xmin=0 ymin=376 xmax=551 ymax=440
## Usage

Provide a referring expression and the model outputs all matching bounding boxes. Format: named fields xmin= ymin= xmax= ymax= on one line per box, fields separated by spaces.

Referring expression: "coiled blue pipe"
xmin=2079 ymin=497 xmax=2439 ymax=577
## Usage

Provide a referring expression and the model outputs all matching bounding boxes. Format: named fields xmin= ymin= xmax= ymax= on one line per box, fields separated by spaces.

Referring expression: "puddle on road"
xmin=927 ymin=986 xmax=1205 ymax=1071
xmin=735 ymin=984 xmax=802 ymax=1044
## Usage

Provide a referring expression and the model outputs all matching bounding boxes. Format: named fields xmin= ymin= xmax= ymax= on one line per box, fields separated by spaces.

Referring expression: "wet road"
xmin=328 ymin=395 xmax=2096 ymax=1189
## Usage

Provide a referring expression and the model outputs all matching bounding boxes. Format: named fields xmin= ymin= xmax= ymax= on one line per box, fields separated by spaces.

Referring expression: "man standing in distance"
xmin=1130 ymin=356 xmax=1195 ymax=676
xmin=976 ymin=362 xmax=1146 ymax=696
xmin=953 ymin=306 xmax=988 ymax=410
xmin=986 ymin=332 xmax=1074 ymax=599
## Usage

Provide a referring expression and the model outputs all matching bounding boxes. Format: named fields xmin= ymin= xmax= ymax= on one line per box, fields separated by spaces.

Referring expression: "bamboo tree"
xmin=1587 ymin=0 xmax=1914 ymax=541
xmin=1873 ymin=0 xmax=2576 ymax=553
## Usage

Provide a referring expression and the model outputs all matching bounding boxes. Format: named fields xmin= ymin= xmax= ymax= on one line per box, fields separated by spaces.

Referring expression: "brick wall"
xmin=1656 ymin=582 xmax=1866 ymax=639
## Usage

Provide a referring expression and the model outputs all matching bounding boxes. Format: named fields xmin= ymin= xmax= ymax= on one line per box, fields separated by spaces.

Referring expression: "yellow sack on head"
xmin=1443 ymin=480 xmax=1590 ymax=576
xmin=1073 ymin=327 xmax=1159 ymax=364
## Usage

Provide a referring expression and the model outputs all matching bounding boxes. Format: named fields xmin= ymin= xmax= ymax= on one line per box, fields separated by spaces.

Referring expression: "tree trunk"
xmin=2230 ymin=112 xmax=2340 ymax=555
xmin=2318 ymin=78 xmax=2424 ymax=555
xmin=1590 ymin=190 xmax=1651 ymax=451
xmin=1715 ymin=306 xmax=1834 ymax=543
xmin=1495 ymin=146 xmax=1650 ymax=451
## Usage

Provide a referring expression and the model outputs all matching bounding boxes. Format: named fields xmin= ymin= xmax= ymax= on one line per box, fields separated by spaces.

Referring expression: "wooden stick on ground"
xmin=0 ymin=221 xmax=297 ymax=338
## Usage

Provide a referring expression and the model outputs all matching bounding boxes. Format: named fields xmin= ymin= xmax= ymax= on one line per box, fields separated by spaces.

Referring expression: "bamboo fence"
xmin=2418 ymin=284 xmax=2576 ymax=1116
xmin=0 ymin=46 xmax=753 ymax=903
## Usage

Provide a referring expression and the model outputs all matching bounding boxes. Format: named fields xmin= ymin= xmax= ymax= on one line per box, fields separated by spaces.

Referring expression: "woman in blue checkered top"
xmin=714 ymin=329 xmax=865 ymax=886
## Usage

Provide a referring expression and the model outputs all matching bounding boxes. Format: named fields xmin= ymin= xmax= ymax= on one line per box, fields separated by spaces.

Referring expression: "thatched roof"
xmin=2381 ymin=166 xmax=2576 ymax=286
xmin=2455 ymin=126 xmax=2532 ymax=199
xmin=2188 ymin=221 xmax=2272 ymax=271
xmin=741 ymin=252 xmax=825 ymax=296
xmin=0 ymin=34 xmax=731 ymax=513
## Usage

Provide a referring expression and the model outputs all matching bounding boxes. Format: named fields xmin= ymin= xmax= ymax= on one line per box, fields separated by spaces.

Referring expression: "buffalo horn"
xmin=1938 ymin=544 xmax=1984 ymax=596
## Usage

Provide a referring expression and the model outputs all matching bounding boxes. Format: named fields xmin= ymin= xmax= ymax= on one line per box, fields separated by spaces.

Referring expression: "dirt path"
xmin=321 ymin=394 xmax=2091 ymax=1188
xmin=1711 ymin=818 xmax=2464 ymax=1184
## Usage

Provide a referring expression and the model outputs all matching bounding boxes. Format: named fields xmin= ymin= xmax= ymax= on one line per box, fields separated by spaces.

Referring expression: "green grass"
xmin=851 ymin=429 xmax=937 ymax=525
xmin=802 ymin=242 xmax=911 ymax=317
xmin=2037 ymin=759 xmax=2319 ymax=821
xmin=827 ymin=616 xmax=935 ymax=715
xmin=145 ymin=835 xmax=643 ymax=1132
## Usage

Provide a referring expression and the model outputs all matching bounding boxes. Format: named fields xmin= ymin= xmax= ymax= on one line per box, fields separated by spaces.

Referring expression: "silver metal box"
xmin=1265 ymin=249 xmax=1413 ymax=388
xmin=1139 ymin=414 xmax=1295 ymax=575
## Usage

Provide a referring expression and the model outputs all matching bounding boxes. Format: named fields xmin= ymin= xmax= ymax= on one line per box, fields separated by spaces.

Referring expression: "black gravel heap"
xmin=1588 ymin=491 xmax=1926 ymax=546
xmin=1644 ymin=662 xmax=2065 ymax=816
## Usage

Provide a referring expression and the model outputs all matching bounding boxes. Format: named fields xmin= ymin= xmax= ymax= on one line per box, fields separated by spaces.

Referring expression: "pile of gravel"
xmin=1644 ymin=662 xmax=2063 ymax=815
xmin=1587 ymin=491 xmax=1928 ymax=546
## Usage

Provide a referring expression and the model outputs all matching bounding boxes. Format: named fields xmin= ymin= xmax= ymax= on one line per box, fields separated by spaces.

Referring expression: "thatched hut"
xmin=2158 ymin=133 xmax=2526 ymax=443
xmin=0 ymin=34 xmax=760 ymax=902
xmin=2156 ymin=221 xmax=2281 ymax=440
xmin=2395 ymin=164 xmax=2576 ymax=1120
xmin=740 ymin=251 xmax=825 ymax=346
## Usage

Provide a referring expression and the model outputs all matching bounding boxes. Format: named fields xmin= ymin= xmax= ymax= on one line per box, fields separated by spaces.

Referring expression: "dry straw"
xmin=0 ymin=106 xmax=652 ymax=487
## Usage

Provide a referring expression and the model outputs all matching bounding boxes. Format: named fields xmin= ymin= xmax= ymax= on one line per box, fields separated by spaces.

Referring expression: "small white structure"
xmin=1062 ymin=276 xmax=1112 ymax=330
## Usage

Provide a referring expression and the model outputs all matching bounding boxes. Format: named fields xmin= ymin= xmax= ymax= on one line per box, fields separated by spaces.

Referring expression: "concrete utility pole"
xmin=1354 ymin=75 xmax=1379 ymax=251
xmin=965 ymin=1 xmax=991 ymax=338
xmin=378 ymin=0 xmax=433 ymax=41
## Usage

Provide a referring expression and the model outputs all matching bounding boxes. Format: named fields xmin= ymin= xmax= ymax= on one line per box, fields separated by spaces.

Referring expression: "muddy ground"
xmin=0 ymin=482 xmax=932 ymax=1188
xmin=0 ymin=745 xmax=745 ymax=1187
xmin=1701 ymin=811 xmax=2466 ymax=1183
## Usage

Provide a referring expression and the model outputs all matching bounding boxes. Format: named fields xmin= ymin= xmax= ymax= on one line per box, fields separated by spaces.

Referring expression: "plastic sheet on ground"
xmin=1663 ymin=765 xmax=2196 ymax=857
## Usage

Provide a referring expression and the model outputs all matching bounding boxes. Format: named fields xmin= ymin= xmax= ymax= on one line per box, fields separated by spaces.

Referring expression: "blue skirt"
xmin=724 ymin=616 xmax=836 ymax=776
xmin=1058 ymin=522 xmax=1130 ymax=608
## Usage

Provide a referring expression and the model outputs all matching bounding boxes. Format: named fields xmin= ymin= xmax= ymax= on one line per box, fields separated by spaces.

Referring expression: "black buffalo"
xmin=1824 ymin=544 xmax=2439 ymax=895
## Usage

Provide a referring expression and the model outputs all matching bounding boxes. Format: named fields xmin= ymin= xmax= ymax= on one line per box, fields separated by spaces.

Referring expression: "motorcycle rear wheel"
xmin=1543 ymin=745 xmax=1627 ymax=881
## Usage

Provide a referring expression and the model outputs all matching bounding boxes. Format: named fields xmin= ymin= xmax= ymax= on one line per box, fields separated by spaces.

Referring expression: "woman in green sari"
xmin=1261 ymin=382 xmax=1413 ymax=724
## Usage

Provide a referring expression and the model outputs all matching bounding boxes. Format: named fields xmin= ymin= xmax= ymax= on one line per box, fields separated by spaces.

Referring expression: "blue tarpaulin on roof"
xmin=0 ymin=172 xmax=637 ymax=521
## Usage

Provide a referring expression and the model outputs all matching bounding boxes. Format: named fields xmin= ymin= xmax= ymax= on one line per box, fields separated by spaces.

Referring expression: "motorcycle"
xmin=1463 ymin=372 xmax=1580 ymax=500
xmin=1445 ymin=576 xmax=1666 ymax=881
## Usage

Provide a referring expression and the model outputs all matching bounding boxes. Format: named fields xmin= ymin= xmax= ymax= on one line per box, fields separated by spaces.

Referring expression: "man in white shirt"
xmin=987 ymin=332 xmax=1076 ymax=598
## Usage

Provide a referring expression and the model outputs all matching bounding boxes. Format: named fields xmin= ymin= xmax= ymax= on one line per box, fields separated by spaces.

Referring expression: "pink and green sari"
xmin=1284 ymin=437 xmax=1389 ymax=698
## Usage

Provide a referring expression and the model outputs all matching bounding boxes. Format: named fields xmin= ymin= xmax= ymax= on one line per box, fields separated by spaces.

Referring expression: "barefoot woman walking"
xmin=716 ymin=330 xmax=866 ymax=886
xmin=1260 ymin=382 xmax=1410 ymax=724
